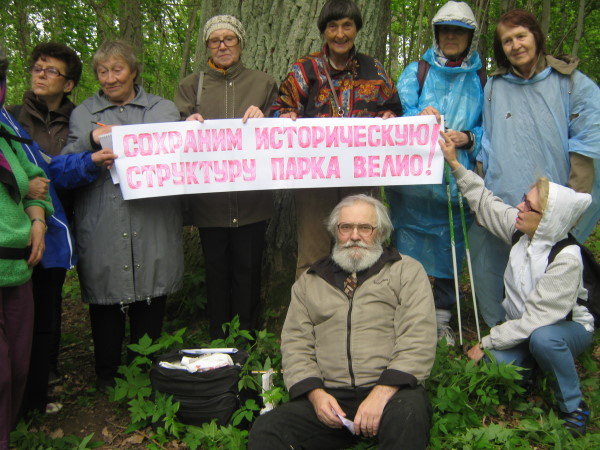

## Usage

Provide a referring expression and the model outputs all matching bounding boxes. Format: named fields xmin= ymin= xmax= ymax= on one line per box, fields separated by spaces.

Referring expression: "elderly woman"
xmin=272 ymin=0 xmax=402 ymax=279
xmin=385 ymin=1 xmax=484 ymax=345
xmin=175 ymin=15 xmax=277 ymax=340
xmin=441 ymin=131 xmax=594 ymax=436
xmin=62 ymin=40 xmax=183 ymax=391
xmin=469 ymin=9 xmax=600 ymax=327
xmin=0 ymin=46 xmax=53 ymax=450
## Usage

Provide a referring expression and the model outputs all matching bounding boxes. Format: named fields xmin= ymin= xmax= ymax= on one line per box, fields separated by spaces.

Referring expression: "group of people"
xmin=1 ymin=0 xmax=599 ymax=449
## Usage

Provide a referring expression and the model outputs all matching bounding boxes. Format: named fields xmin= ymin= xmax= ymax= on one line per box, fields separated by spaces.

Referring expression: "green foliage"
xmin=10 ymin=421 xmax=101 ymax=449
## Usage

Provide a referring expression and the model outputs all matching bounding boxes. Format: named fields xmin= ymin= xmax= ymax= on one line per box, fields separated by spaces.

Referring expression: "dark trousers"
xmin=199 ymin=221 xmax=267 ymax=340
xmin=89 ymin=296 xmax=166 ymax=383
xmin=21 ymin=267 xmax=66 ymax=413
xmin=0 ymin=281 xmax=34 ymax=450
xmin=248 ymin=386 xmax=432 ymax=450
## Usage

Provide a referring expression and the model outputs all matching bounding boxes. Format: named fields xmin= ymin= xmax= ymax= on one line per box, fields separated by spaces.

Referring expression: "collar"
xmin=23 ymin=90 xmax=75 ymax=118
xmin=491 ymin=52 xmax=547 ymax=78
xmin=308 ymin=247 xmax=401 ymax=287
xmin=206 ymin=58 xmax=245 ymax=79
xmin=322 ymin=44 xmax=358 ymax=73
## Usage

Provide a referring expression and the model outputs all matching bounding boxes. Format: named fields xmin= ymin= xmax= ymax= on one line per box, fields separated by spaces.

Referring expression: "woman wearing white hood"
xmin=440 ymin=131 xmax=594 ymax=437
xmin=386 ymin=1 xmax=484 ymax=345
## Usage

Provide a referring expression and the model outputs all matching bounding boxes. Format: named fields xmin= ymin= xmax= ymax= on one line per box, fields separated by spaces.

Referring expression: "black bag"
xmin=150 ymin=349 xmax=248 ymax=426
xmin=512 ymin=231 xmax=600 ymax=327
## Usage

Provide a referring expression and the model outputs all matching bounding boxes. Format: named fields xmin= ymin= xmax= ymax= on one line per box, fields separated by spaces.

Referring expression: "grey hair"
xmin=326 ymin=194 xmax=393 ymax=244
xmin=0 ymin=46 xmax=8 ymax=79
xmin=92 ymin=40 xmax=139 ymax=81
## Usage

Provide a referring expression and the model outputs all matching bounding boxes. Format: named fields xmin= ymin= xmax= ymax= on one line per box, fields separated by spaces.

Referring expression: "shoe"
xmin=48 ymin=367 xmax=62 ymax=386
xmin=437 ymin=324 xmax=456 ymax=346
xmin=45 ymin=402 xmax=63 ymax=414
xmin=560 ymin=401 xmax=590 ymax=436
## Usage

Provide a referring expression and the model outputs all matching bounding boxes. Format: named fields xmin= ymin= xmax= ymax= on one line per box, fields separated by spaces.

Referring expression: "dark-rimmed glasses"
xmin=522 ymin=194 xmax=542 ymax=214
xmin=30 ymin=65 xmax=69 ymax=79
xmin=206 ymin=36 xmax=239 ymax=49
xmin=337 ymin=223 xmax=377 ymax=236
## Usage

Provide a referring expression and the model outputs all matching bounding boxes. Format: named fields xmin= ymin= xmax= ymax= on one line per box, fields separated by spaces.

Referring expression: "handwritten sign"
xmin=109 ymin=116 xmax=443 ymax=200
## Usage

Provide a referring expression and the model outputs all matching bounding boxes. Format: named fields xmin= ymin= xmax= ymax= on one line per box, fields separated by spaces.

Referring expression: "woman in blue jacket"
xmin=385 ymin=1 xmax=484 ymax=344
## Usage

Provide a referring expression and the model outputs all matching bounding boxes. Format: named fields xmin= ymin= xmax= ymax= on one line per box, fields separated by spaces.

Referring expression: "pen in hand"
xmin=91 ymin=121 xmax=107 ymax=127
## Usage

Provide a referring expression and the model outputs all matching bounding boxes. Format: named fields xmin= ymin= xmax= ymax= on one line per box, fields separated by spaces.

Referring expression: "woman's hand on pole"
xmin=440 ymin=130 xmax=461 ymax=170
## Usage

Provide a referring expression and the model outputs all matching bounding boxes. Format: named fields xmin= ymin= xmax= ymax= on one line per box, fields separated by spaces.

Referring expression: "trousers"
xmin=248 ymin=386 xmax=432 ymax=450
xmin=490 ymin=321 xmax=593 ymax=412
xmin=0 ymin=281 xmax=33 ymax=450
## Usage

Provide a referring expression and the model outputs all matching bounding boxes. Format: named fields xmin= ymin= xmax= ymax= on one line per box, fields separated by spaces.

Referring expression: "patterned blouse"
xmin=272 ymin=46 xmax=402 ymax=118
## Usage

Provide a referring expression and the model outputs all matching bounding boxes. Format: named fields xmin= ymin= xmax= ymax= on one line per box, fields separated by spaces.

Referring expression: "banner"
xmin=109 ymin=115 xmax=443 ymax=200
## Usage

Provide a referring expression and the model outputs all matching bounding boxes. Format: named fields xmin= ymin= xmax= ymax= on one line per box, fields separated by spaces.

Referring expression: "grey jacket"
xmin=174 ymin=60 xmax=278 ymax=228
xmin=282 ymin=248 xmax=437 ymax=399
xmin=62 ymin=86 xmax=184 ymax=305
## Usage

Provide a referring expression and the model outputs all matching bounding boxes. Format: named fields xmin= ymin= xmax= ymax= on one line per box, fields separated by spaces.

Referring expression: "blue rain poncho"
xmin=385 ymin=2 xmax=484 ymax=279
xmin=478 ymin=62 xmax=600 ymax=241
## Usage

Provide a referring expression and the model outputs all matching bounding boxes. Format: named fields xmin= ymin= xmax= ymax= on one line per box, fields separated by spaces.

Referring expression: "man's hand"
xmin=91 ymin=148 xmax=119 ymax=169
xmin=242 ymin=105 xmax=264 ymax=123
xmin=419 ymin=106 xmax=441 ymax=123
xmin=307 ymin=389 xmax=345 ymax=428
xmin=279 ymin=111 xmax=298 ymax=120
xmin=467 ymin=343 xmax=485 ymax=363
xmin=27 ymin=177 xmax=50 ymax=200
xmin=186 ymin=113 xmax=205 ymax=123
xmin=354 ymin=385 xmax=398 ymax=437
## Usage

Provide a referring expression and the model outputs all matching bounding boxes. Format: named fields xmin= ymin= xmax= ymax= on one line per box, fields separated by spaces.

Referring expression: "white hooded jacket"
xmin=451 ymin=166 xmax=594 ymax=350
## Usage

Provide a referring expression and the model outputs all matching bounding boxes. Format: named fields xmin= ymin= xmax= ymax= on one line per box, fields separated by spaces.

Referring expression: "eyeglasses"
xmin=521 ymin=194 xmax=542 ymax=214
xmin=206 ymin=36 xmax=239 ymax=49
xmin=30 ymin=65 xmax=69 ymax=79
xmin=337 ymin=223 xmax=377 ymax=237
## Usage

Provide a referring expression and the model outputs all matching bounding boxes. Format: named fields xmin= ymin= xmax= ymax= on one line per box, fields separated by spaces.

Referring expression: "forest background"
xmin=2 ymin=0 xmax=600 ymax=328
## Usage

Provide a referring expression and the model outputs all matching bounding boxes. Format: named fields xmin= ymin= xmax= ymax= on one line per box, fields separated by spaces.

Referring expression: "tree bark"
xmin=118 ymin=0 xmax=143 ymax=53
xmin=572 ymin=0 xmax=585 ymax=57
xmin=540 ymin=0 xmax=551 ymax=39
xmin=194 ymin=0 xmax=394 ymax=334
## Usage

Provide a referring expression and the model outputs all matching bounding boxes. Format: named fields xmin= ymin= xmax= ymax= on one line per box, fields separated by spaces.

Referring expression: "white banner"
xmin=109 ymin=115 xmax=443 ymax=200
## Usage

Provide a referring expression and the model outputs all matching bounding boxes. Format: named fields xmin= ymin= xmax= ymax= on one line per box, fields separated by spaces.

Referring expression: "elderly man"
xmin=248 ymin=195 xmax=437 ymax=450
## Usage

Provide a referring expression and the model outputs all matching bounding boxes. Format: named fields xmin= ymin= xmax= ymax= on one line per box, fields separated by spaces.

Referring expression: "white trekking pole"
xmin=445 ymin=162 xmax=463 ymax=346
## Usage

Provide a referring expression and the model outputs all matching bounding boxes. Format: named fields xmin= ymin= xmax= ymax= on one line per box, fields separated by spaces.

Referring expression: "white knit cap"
xmin=203 ymin=15 xmax=246 ymax=49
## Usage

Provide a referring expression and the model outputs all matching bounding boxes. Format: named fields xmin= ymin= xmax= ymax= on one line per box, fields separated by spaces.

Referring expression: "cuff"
xmin=452 ymin=165 xmax=469 ymax=180
xmin=377 ymin=369 xmax=418 ymax=388
xmin=481 ymin=335 xmax=493 ymax=349
xmin=288 ymin=377 xmax=324 ymax=400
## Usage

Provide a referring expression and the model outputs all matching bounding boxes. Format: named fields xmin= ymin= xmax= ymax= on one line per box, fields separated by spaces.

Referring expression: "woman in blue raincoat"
xmin=385 ymin=1 xmax=484 ymax=344
xmin=470 ymin=9 xmax=600 ymax=327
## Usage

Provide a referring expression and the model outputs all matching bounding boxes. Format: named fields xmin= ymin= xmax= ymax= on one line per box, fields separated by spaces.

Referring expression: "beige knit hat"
xmin=203 ymin=15 xmax=246 ymax=49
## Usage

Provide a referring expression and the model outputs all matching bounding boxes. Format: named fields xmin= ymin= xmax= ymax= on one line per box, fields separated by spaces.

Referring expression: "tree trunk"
xmin=118 ymin=0 xmax=143 ymax=53
xmin=540 ymin=0 xmax=551 ymax=39
xmin=180 ymin=0 xmax=201 ymax=79
xmin=194 ymin=0 xmax=394 ymax=334
xmin=572 ymin=0 xmax=585 ymax=57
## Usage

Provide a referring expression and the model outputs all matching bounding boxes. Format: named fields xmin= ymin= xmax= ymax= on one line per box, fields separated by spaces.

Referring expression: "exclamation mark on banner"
xmin=426 ymin=123 xmax=441 ymax=175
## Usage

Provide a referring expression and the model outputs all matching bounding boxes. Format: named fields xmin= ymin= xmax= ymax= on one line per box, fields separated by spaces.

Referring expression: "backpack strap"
xmin=195 ymin=71 xmax=205 ymax=111
xmin=416 ymin=60 xmax=430 ymax=95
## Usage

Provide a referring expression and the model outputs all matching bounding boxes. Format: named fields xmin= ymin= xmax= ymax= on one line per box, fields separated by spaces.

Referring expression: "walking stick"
xmin=445 ymin=162 xmax=463 ymax=346
xmin=457 ymin=190 xmax=482 ymax=342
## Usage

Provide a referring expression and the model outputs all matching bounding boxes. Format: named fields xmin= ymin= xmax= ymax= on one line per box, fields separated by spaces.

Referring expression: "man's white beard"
xmin=332 ymin=240 xmax=383 ymax=273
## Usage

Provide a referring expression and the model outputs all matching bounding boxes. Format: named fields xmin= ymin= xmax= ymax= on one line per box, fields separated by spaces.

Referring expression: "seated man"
xmin=249 ymin=195 xmax=437 ymax=450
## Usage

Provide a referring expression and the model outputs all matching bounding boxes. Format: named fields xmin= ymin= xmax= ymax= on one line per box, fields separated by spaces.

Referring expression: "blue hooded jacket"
xmin=385 ymin=0 xmax=484 ymax=279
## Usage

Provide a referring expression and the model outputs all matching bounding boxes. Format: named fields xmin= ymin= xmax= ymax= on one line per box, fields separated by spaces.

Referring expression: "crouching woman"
xmin=440 ymin=131 xmax=594 ymax=436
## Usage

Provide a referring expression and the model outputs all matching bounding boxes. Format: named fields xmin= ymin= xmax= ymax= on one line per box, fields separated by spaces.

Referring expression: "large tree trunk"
xmin=193 ymin=0 xmax=393 ymax=334
xmin=572 ymin=0 xmax=585 ymax=57
xmin=118 ymin=0 xmax=143 ymax=53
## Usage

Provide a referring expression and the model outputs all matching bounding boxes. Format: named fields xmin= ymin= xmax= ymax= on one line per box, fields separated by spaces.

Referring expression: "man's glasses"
xmin=337 ymin=223 xmax=377 ymax=236
xmin=522 ymin=194 xmax=542 ymax=214
xmin=30 ymin=65 xmax=68 ymax=79
xmin=206 ymin=36 xmax=239 ymax=49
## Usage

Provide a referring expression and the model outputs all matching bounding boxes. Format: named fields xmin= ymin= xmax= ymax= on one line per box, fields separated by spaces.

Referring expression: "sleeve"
xmin=396 ymin=62 xmax=421 ymax=117
xmin=271 ymin=60 xmax=309 ymax=117
xmin=374 ymin=58 xmax=403 ymax=116
xmin=378 ymin=257 xmax=437 ymax=385
xmin=453 ymin=165 xmax=517 ymax=244
xmin=567 ymin=71 xmax=600 ymax=160
xmin=262 ymin=78 xmax=279 ymax=118
xmin=47 ymin=152 xmax=100 ymax=189
xmin=61 ymin=103 xmax=94 ymax=155
xmin=174 ymin=72 xmax=200 ymax=120
xmin=280 ymin=275 xmax=325 ymax=399
xmin=482 ymin=249 xmax=582 ymax=350
xmin=16 ymin=144 xmax=54 ymax=216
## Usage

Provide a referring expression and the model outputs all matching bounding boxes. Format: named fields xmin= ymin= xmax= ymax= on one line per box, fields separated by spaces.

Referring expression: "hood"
xmin=431 ymin=1 xmax=479 ymax=65
xmin=534 ymin=182 xmax=591 ymax=244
